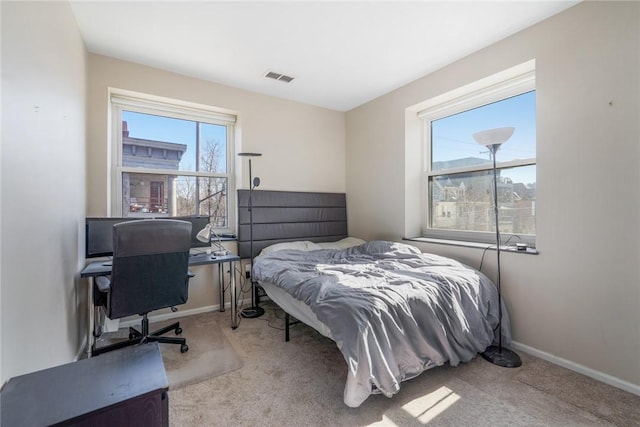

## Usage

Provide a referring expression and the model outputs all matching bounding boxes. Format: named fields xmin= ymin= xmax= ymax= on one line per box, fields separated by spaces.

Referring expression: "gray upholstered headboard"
xmin=237 ymin=190 xmax=348 ymax=259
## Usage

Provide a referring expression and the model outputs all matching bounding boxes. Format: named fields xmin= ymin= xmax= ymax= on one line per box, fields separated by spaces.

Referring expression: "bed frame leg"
xmin=285 ymin=312 xmax=290 ymax=342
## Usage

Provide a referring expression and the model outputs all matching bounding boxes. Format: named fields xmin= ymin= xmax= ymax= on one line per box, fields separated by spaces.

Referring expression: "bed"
xmin=238 ymin=190 xmax=511 ymax=408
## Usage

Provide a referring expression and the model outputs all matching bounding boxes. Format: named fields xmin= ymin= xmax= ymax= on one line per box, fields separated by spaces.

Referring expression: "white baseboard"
xmin=512 ymin=341 xmax=640 ymax=397
xmin=120 ymin=300 xmax=247 ymax=328
xmin=119 ymin=304 xmax=219 ymax=328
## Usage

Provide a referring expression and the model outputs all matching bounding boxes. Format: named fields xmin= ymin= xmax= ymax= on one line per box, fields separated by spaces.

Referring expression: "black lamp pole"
xmin=473 ymin=128 xmax=522 ymax=368
xmin=238 ymin=152 xmax=264 ymax=318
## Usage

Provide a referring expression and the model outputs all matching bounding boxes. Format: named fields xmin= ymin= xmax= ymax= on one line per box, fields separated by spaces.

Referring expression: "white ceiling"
xmin=69 ymin=1 xmax=579 ymax=112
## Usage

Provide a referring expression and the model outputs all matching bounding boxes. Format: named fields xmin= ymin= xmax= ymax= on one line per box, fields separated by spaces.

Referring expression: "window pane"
xmin=431 ymin=91 xmax=536 ymax=172
xmin=122 ymin=111 xmax=196 ymax=171
xmin=123 ymin=173 xmax=228 ymax=227
xmin=429 ymin=165 xmax=536 ymax=235
xmin=122 ymin=111 xmax=227 ymax=174
xmin=196 ymin=176 xmax=228 ymax=227
xmin=199 ymin=123 xmax=227 ymax=173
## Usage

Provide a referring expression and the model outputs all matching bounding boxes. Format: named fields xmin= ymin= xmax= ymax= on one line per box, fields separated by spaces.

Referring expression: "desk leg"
xmin=231 ymin=261 xmax=238 ymax=329
xmin=87 ymin=277 xmax=94 ymax=358
xmin=219 ymin=262 xmax=225 ymax=312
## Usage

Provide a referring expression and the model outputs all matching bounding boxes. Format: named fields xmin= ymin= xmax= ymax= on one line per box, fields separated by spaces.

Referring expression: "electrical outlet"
xmin=244 ymin=264 xmax=251 ymax=279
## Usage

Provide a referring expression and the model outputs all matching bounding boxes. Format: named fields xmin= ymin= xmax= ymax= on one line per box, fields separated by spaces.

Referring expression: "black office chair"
xmin=93 ymin=219 xmax=193 ymax=356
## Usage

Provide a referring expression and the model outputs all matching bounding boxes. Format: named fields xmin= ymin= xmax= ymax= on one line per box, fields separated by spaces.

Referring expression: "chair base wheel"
xmin=175 ymin=327 xmax=183 ymax=335
xmin=180 ymin=344 xmax=189 ymax=353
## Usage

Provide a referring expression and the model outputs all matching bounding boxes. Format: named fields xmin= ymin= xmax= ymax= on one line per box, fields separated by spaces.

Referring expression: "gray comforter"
xmin=253 ymin=240 xmax=510 ymax=407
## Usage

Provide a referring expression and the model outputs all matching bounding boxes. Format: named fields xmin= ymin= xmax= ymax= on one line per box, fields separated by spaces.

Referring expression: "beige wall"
xmin=346 ymin=2 xmax=640 ymax=392
xmin=1 ymin=1 xmax=87 ymax=381
xmin=87 ymin=54 xmax=346 ymax=314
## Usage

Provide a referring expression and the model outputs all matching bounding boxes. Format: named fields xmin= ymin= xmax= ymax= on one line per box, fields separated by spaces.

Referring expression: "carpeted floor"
xmin=92 ymin=313 xmax=243 ymax=390
xmin=157 ymin=314 xmax=243 ymax=389
xmin=167 ymin=302 xmax=640 ymax=426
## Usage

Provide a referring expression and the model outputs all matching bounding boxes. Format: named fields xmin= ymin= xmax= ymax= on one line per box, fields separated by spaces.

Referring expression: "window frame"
xmin=109 ymin=89 xmax=237 ymax=232
xmin=419 ymin=63 xmax=536 ymax=246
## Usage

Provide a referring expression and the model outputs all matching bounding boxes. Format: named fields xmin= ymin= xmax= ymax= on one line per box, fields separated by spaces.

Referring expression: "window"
xmin=419 ymin=63 xmax=536 ymax=245
xmin=110 ymin=91 xmax=236 ymax=230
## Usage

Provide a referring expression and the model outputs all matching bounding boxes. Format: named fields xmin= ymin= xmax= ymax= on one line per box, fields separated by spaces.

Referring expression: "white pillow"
xmin=316 ymin=237 xmax=366 ymax=250
xmin=258 ymin=241 xmax=323 ymax=256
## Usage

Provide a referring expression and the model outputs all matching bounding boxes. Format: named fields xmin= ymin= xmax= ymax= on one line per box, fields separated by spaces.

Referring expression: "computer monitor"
xmin=85 ymin=216 xmax=212 ymax=258
xmin=85 ymin=217 xmax=142 ymax=258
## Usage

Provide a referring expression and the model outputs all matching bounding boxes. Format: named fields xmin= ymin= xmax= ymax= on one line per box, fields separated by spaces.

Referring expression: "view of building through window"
xmin=428 ymin=91 xmax=536 ymax=238
xmin=120 ymin=110 xmax=230 ymax=227
xmin=430 ymin=165 xmax=536 ymax=235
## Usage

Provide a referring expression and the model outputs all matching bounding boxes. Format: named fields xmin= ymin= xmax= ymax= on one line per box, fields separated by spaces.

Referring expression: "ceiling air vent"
xmin=265 ymin=71 xmax=295 ymax=83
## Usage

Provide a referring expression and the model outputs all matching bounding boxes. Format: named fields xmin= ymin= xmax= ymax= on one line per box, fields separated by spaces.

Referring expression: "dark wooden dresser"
xmin=1 ymin=342 xmax=169 ymax=426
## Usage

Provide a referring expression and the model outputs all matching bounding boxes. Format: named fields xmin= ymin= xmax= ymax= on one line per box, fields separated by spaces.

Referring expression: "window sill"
xmin=404 ymin=237 xmax=539 ymax=255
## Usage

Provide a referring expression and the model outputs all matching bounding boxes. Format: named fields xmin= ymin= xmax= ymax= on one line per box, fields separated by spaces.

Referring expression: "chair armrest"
xmin=95 ymin=275 xmax=111 ymax=293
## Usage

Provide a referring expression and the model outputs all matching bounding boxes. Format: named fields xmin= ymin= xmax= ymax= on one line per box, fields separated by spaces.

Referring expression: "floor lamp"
xmin=472 ymin=127 xmax=522 ymax=368
xmin=238 ymin=152 xmax=265 ymax=318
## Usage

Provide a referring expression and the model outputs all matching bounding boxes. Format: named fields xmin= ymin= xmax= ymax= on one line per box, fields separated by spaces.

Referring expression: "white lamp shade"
xmin=196 ymin=223 xmax=211 ymax=243
xmin=472 ymin=127 xmax=515 ymax=146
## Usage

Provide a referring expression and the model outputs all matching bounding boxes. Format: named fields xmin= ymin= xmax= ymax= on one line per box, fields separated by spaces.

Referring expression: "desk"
xmin=81 ymin=253 xmax=240 ymax=358
xmin=1 ymin=343 xmax=168 ymax=426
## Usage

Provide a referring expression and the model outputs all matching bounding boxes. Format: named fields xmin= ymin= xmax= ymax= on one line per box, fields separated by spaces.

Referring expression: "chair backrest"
xmin=108 ymin=219 xmax=192 ymax=319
